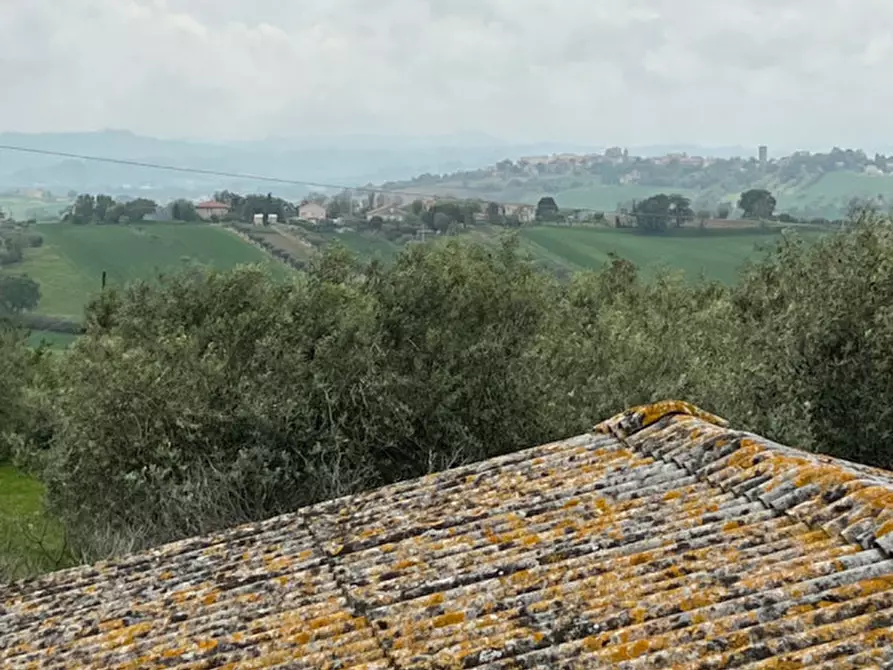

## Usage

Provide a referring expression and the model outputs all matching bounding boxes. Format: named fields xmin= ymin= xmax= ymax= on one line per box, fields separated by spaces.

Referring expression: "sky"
xmin=2 ymin=0 xmax=893 ymax=151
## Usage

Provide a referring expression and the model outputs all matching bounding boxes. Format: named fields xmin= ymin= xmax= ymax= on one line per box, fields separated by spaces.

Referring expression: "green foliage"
xmin=727 ymin=213 xmax=893 ymax=465
xmin=65 ymin=194 xmax=160 ymax=224
xmin=0 ymin=227 xmax=45 ymax=254
xmin=7 ymin=215 xmax=893 ymax=575
xmin=633 ymin=194 xmax=672 ymax=232
xmin=0 ymin=464 xmax=68 ymax=581
xmin=738 ymin=188 xmax=777 ymax=220
xmin=0 ymin=327 xmax=41 ymax=461
xmin=0 ymin=275 xmax=40 ymax=315
xmin=213 ymin=190 xmax=296 ymax=223
xmin=668 ymin=194 xmax=694 ymax=228
xmin=170 ymin=199 xmax=199 ymax=222
xmin=23 ymin=240 xmax=560 ymax=557
xmin=632 ymin=193 xmax=694 ymax=231
xmin=535 ymin=196 xmax=560 ymax=222
xmin=6 ymin=223 xmax=281 ymax=319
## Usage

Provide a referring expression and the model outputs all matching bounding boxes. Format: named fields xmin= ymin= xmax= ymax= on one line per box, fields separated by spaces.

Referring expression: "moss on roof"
xmin=2 ymin=401 xmax=893 ymax=668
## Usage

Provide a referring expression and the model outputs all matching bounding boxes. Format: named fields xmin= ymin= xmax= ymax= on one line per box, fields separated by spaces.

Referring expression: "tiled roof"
xmin=2 ymin=401 xmax=893 ymax=668
xmin=195 ymin=201 xmax=230 ymax=210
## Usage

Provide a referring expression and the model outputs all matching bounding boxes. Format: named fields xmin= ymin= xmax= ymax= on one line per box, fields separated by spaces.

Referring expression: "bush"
xmin=13 ymin=215 xmax=893 ymax=567
xmin=0 ymin=327 xmax=41 ymax=462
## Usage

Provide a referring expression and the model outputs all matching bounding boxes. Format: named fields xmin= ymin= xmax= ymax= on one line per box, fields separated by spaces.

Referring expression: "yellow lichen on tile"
xmin=594 ymin=400 xmax=729 ymax=437
xmin=433 ymin=612 xmax=466 ymax=628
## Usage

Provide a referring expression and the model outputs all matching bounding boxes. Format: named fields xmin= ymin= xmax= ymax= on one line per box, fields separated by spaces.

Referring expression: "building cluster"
xmin=194 ymin=192 xmax=536 ymax=225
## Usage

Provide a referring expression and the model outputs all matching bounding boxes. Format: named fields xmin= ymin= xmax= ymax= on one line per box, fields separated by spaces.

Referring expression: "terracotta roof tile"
xmin=2 ymin=401 xmax=892 ymax=668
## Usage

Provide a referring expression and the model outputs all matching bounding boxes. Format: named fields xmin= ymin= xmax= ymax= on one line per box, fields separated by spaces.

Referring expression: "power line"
xmin=0 ymin=142 xmax=725 ymax=220
xmin=0 ymin=143 xmax=539 ymax=207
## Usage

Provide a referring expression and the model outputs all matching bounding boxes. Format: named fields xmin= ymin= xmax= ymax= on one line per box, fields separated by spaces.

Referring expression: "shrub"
xmin=14 ymin=215 xmax=893 ymax=567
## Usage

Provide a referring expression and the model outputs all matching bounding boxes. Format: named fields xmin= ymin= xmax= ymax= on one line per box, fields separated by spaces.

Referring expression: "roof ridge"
xmin=596 ymin=401 xmax=893 ymax=559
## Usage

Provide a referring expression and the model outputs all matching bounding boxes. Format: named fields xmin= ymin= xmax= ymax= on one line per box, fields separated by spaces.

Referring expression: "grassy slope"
xmin=3 ymin=224 xmax=283 ymax=319
xmin=548 ymin=185 xmax=697 ymax=211
xmin=27 ymin=330 xmax=78 ymax=350
xmin=0 ymin=464 xmax=66 ymax=578
xmin=781 ymin=172 xmax=893 ymax=208
xmin=0 ymin=196 xmax=70 ymax=221
xmin=517 ymin=226 xmax=825 ymax=284
xmin=403 ymin=170 xmax=893 ymax=219
xmin=322 ymin=230 xmax=403 ymax=262
xmin=310 ymin=225 xmax=826 ymax=285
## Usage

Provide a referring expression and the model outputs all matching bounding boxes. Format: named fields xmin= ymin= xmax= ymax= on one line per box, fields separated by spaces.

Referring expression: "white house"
xmin=298 ymin=201 xmax=327 ymax=222
xmin=366 ymin=204 xmax=407 ymax=222
xmin=195 ymin=200 xmax=230 ymax=221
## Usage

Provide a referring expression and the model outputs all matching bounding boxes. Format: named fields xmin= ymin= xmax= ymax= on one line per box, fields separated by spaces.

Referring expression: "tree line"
xmin=63 ymin=194 xmax=161 ymax=224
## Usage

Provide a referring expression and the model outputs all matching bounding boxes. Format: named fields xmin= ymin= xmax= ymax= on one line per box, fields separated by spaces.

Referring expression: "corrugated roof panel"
xmin=2 ymin=401 xmax=892 ymax=668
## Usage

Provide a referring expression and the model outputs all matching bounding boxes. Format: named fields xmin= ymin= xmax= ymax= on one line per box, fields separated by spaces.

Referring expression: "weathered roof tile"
xmin=2 ymin=401 xmax=893 ymax=667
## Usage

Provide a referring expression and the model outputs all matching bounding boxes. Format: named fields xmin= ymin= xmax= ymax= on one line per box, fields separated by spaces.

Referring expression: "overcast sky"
xmin=2 ymin=0 xmax=893 ymax=151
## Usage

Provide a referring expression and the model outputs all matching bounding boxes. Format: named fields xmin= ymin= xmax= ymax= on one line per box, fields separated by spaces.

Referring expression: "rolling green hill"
xmin=518 ymin=226 xmax=820 ymax=283
xmin=2 ymin=223 xmax=285 ymax=319
xmin=311 ymin=224 xmax=829 ymax=285
xmin=386 ymin=149 xmax=893 ymax=220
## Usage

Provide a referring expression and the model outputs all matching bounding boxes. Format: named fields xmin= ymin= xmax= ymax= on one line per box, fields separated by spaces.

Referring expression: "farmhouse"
xmin=298 ymin=201 xmax=327 ymax=222
xmin=194 ymin=200 xmax=230 ymax=221
xmin=3 ymin=401 xmax=893 ymax=667
xmin=503 ymin=203 xmax=535 ymax=222
xmin=366 ymin=203 xmax=407 ymax=222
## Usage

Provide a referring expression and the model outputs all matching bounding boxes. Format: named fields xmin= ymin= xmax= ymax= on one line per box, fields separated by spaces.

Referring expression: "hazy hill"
xmin=381 ymin=147 xmax=893 ymax=220
xmin=0 ymin=131 xmax=612 ymax=201
xmin=0 ymin=131 xmax=763 ymax=203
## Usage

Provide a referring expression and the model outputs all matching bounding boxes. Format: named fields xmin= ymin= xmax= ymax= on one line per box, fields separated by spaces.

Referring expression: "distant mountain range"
xmin=0 ymin=130 xmax=763 ymax=200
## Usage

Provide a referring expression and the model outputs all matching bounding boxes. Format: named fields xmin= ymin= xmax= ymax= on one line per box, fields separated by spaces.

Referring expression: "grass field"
xmin=27 ymin=330 xmax=78 ymax=350
xmin=0 ymin=464 xmax=67 ymax=579
xmin=547 ymin=184 xmax=697 ymax=211
xmin=0 ymin=196 xmax=70 ymax=221
xmin=322 ymin=230 xmax=403 ymax=262
xmin=306 ymin=224 xmax=826 ymax=285
xmin=516 ymin=225 xmax=826 ymax=283
xmin=2 ymin=224 xmax=285 ymax=319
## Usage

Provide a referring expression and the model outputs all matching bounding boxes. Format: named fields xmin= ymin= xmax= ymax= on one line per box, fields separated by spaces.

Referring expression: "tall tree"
xmin=122 ymin=198 xmax=159 ymax=222
xmin=738 ymin=189 xmax=777 ymax=220
xmin=0 ymin=275 xmax=40 ymax=315
xmin=668 ymin=194 xmax=694 ymax=228
xmin=171 ymin=199 xmax=198 ymax=222
xmin=94 ymin=195 xmax=115 ymax=222
xmin=486 ymin=202 xmax=503 ymax=225
xmin=535 ymin=197 xmax=560 ymax=222
xmin=633 ymin=194 xmax=672 ymax=232
xmin=71 ymin=194 xmax=95 ymax=224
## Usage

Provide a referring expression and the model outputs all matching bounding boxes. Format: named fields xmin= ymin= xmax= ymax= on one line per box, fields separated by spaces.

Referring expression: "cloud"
xmin=2 ymin=0 xmax=893 ymax=151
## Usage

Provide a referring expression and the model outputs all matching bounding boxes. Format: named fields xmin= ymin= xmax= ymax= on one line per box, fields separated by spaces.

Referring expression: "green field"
xmin=0 ymin=464 xmax=67 ymax=579
xmin=0 ymin=195 xmax=70 ymax=221
xmin=546 ymin=184 xmax=697 ymax=211
xmin=516 ymin=225 xmax=825 ymax=283
xmin=308 ymin=224 xmax=826 ymax=285
xmin=330 ymin=230 xmax=402 ymax=261
xmin=27 ymin=330 xmax=78 ymax=350
xmin=3 ymin=224 xmax=285 ymax=319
